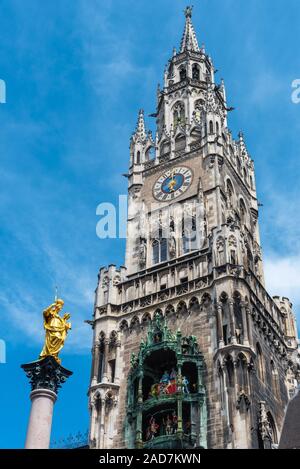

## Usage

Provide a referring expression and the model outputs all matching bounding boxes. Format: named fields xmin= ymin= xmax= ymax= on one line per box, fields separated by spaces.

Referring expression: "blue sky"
xmin=0 ymin=0 xmax=300 ymax=448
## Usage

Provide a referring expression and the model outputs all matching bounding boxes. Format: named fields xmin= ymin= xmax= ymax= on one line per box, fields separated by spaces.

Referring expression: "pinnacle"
xmin=180 ymin=6 xmax=200 ymax=53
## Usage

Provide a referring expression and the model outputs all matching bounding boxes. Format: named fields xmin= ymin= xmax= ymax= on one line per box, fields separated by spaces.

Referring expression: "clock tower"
xmin=88 ymin=7 xmax=299 ymax=449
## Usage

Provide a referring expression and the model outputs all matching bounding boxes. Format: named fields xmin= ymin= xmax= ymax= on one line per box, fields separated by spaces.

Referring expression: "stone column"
xmin=21 ymin=356 xmax=72 ymax=449
xmin=114 ymin=334 xmax=122 ymax=385
xmin=241 ymin=302 xmax=249 ymax=346
xmin=216 ymin=303 xmax=224 ymax=348
xmin=229 ymin=300 xmax=237 ymax=344
xmin=102 ymin=339 xmax=110 ymax=383
xmin=246 ymin=305 xmax=253 ymax=347
xmin=91 ymin=343 xmax=100 ymax=385
xmin=25 ymin=389 xmax=57 ymax=449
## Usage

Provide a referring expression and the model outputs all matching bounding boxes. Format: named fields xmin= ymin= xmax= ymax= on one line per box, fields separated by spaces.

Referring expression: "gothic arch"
xmin=130 ymin=315 xmax=140 ymax=330
xmin=233 ymin=292 xmax=243 ymax=344
xmin=174 ymin=133 xmax=186 ymax=152
xmin=154 ymin=308 xmax=163 ymax=320
xmin=189 ymin=296 xmax=200 ymax=312
xmin=228 ymin=235 xmax=238 ymax=265
xmin=239 ymin=198 xmax=247 ymax=225
xmin=216 ymin=236 xmax=225 ymax=266
xmin=270 ymin=360 xmax=280 ymax=399
xmin=173 ymin=101 xmax=185 ymax=129
xmin=160 ymin=139 xmax=170 ymax=156
xmin=119 ymin=319 xmax=129 ymax=332
xmin=190 ymin=126 xmax=202 ymax=142
xmin=236 ymin=352 xmax=249 ymax=393
xmin=256 ymin=343 xmax=265 ymax=382
xmin=109 ymin=330 xmax=118 ymax=344
xmin=176 ymin=300 xmax=188 ymax=315
xmin=201 ymin=292 xmax=212 ymax=306
xmin=145 ymin=146 xmax=155 ymax=161
xmin=98 ymin=331 xmax=106 ymax=342
xmin=141 ymin=312 xmax=151 ymax=326
xmin=267 ymin=412 xmax=278 ymax=445
xmin=225 ymin=178 xmax=235 ymax=206
xmin=165 ymin=304 xmax=175 ymax=319
xmin=179 ymin=65 xmax=187 ymax=81
xmin=219 ymin=291 xmax=229 ymax=303
xmin=192 ymin=63 xmax=200 ymax=80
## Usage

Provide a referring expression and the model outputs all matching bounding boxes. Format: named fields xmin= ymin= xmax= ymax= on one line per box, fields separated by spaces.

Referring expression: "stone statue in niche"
xmin=139 ymin=238 xmax=147 ymax=268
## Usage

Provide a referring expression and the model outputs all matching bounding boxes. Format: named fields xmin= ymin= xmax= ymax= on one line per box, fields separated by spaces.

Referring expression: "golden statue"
xmin=39 ymin=299 xmax=71 ymax=364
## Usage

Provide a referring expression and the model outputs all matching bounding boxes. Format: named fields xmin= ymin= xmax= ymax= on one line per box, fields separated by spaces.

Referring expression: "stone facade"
xmin=88 ymin=8 xmax=300 ymax=449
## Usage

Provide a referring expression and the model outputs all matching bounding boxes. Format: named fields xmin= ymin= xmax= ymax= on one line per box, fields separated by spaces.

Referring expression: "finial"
xmin=184 ymin=6 xmax=193 ymax=18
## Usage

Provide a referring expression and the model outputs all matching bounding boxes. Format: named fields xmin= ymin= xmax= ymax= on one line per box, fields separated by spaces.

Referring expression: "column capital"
xmin=21 ymin=356 xmax=73 ymax=395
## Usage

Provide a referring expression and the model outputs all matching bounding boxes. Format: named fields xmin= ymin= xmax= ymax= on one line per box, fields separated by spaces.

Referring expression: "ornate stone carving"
xmin=21 ymin=356 xmax=72 ymax=394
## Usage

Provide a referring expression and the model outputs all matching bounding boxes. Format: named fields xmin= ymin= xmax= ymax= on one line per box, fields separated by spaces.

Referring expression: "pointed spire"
xmin=134 ymin=109 xmax=146 ymax=140
xmin=180 ymin=6 xmax=200 ymax=53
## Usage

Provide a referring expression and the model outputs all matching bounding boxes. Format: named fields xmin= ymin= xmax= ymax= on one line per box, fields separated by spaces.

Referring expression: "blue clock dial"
xmin=161 ymin=174 xmax=184 ymax=194
xmin=153 ymin=166 xmax=193 ymax=201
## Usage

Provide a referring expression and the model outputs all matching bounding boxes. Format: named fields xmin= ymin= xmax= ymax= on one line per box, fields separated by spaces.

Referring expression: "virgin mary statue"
xmin=39 ymin=298 xmax=71 ymax=364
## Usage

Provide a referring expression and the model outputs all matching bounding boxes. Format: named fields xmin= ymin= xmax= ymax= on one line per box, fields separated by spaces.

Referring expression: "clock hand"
xmin=168 ymin=171 xmax=177 ymax=191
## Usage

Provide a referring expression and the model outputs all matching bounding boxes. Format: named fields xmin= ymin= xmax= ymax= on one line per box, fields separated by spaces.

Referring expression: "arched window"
xmin=233 ymin=292 xmax=243 ymax=344
xmin=136 ymin=151 xmax=141 ymax=164
xmin=175 ymin=134 xmax=186 ymax=152
xmin=160 ymin=140 xmax=170 ymax=156
xmin=98 ymin=333 xmax=106 ymax=383
xmin=173 ymin=102 xmax=185 ymax=129
xmin=240 ymin=199 xmax=247 ymax=225
xmin=182 ymin=212 xmax=197 ymax=253
xmin=209 ymin=120 xmax=214 ymax=134
xmin=152 ymin=240 xmax=159 ymax=265
xmin=271 ymin=361 xmax=280 ymax=399
xmin=108 ymin=331 xmax=117 ymax=383
xmin=267 ymin=412 xmax=278 ymax=445
xmin=192 ymin=63 xmax=200 ymax=80
xmin=179 ymin=66 xmax=187 ymax=81
xmin=237 ymin=353 xmax=248 ymax=392
xmin=146 ymin=146 xmax=155 ymax=160
xmin=226 ymin=179 xmax=235 ymax=208
xmin=256 ymin=343 xmax=265 ymax=382
xmin=219 ymin=365 xmax=226 ymax=411
xmin=250 ymin=175 xmax=254 ymax=190
xmin=152 ymin=236 xmax=167 ymax=265
xmin=216 ymin=121 xmax=220 ymax=135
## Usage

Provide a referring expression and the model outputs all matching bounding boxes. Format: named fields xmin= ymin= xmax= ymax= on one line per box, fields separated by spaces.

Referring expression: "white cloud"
xmin=264 ymin=255 xmax=300 ymax=319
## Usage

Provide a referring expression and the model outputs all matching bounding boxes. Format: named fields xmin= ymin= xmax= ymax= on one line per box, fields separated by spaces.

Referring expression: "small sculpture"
xmin=182 ymin=376 xmax=190 ymax=394
xmin=146 ymin=416 xmax=159 ymax=440
xmin=39 ymin=298 xmax=71 ymax=364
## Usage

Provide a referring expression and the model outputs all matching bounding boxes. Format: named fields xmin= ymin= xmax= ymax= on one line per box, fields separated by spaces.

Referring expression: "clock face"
xmin=153 ymin=166 xmax=193 ymax=201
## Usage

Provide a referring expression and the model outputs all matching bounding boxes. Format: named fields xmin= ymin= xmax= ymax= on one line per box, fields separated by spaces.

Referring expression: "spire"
xmin=133 ymin=109 xmax=146 ymax=141
xmin=180 ymin=6 xmax=200 ymax=53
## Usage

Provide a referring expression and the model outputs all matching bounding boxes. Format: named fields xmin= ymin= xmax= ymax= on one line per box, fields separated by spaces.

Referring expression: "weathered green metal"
xmin=126 ymin=313 xmax=207 ymax=449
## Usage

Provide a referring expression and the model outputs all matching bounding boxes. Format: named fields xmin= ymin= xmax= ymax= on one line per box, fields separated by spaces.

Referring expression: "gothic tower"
xmin=88 ymin=7 xmax=299 ymax=449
